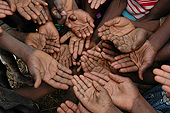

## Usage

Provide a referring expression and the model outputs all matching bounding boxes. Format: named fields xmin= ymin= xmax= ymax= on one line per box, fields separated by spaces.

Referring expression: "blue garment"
xmin=142 ymin=84 xmax=170 ymax=113
xmin=122 ymin=10 xmax=137 ymax=21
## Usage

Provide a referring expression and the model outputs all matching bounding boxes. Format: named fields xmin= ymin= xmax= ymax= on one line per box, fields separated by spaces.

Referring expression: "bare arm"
xmin=149 ymin=15 xmax=170 ymax=51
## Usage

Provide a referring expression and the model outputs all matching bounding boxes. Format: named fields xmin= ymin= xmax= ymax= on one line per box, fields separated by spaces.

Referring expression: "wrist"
xmin=130 ymin=94 xmax=158 ymax=113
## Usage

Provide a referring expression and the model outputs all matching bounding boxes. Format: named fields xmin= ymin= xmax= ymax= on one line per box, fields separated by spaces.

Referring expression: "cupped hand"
xmin=25 ymin=33 xmax=60 ymax=54
xmin=26 ymin=50 xmax=73 ymax=89
xmin=38 ymin=21 xmax=60 ymax=54
xmin=98 ymin=17 xmax=135 ymax=40
xmin=109 ymin=28 xmax=148 ymax=53
xmin=48 ymin=0 xmax=72 ymax=25
xmin=66 ymin=9 xmax=95 ymax=38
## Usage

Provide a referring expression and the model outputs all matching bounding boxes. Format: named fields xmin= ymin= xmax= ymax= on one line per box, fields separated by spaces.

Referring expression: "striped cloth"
xmin=126 ymin=0 xmax=158 ymax=20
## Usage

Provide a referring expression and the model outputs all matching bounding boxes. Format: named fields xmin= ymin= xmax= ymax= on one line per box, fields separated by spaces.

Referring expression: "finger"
xmin=111 ymin=57 xmax=131 ymax=67
xmin=87 ymin=50 xmax=103 ymax=59
xmin=154 ymin=76 xmax=170 ymax=86
xmin=101 ymin=0 xmax=106 ymax=4
xmin=87 ymin=25 xmax=94 ymax=34
xmin=57 ymin=107 xmax=65 ymax=113
xmin=153 ymin=68 xmax=170 ymax=80
xmin=38 ymin=10 xmax=46 ymax=24
xmin=108 ymin=72 xmax=126 ymax=83
xmin=88 ymin=0 xmax=93 ymax=3
xmin=84 ymin=72 xmax=107 ymax=86
xmin=30 ymin=68 xmax=42 ymax=89
xmin=162 ymin=85 xmax=170 ymax=94
xmin=6 ymin=0 xmax=16 ymax=12
xmin=102 ymin=48 xmax=116 ymax=56
xmin=41 ymin=7 xmax=48 ymax=21
xmin=47 ymin=78 xmax=69 ymax=89
xmin=94 ymin=0 xmax=102 ymax=9
xmin=79 ymin=75 xmax=92 ymax=88
xmin=34 ymin=0 xmax=48 ymax=6
xmin=74 ymin=30 xmax=82 ymax=38
xmin=114 ymin=54 xmax=130 ymax=60
xmin=138 ymin=61 xmax=153 ymax=80
xmin=73 ymin=86 xmax=84 ymax=102
xmin=101 ymin=52 xmax=115 ymax=62
xmin=58 ymin=63 xmax=72 ymax=74
xmin=60 ymin=31 xmax=73 ymax=43
xmin=65 ymin=100 xmax=79 ymax=113
xmin=78 ymin=39 xmax=84 ymax=55
xmin=29 ymin=3 xmax=41 ymax=16
xmin=85 ymin=37 xmax=91 ymax=49
xmin=79 ymin=29 xmax=86 ymax=38
xmin=73 ymin=75 xmax=85 ymax=94
xmin=83 ymin=28 xmax=90 ymax=37
xmin=119 ymin=66 xmax=138 ymax=73
xmin=104 ymin=17 xmax=121 ymax=27
xmin=77 ymin=65 xmax=82 ymax=72
xmin=161 ymin=65 xmax=170 ymax=73
xmin=73 ymin=40 xmax=79 ymax=59
xmin=90 ymin=0 xmax=97 ymax=9
xmin=24 ymin=6 xmax=38 ymax=20
xmin=60 ymin=103 xmax=74 ymax=113
xmin=69 ymin=14 xmax=77 ymax=21
xmin=86 ymin=15 xmax=95 ymax=28
xmin=17 ymin=7 xmax=31 ymax=20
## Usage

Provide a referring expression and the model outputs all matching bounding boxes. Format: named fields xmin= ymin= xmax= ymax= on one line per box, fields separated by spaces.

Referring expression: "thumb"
xmin=138 ymin=61 xmax=152 ymax=80
xmin=60 ymin=31 xmax=73 ymax=43
xmin=30 ymin=69 xmax=42 ymax=88
xmin=92 ymin=81 xmax=104 ymax=92
xmin=108 ymin=73 xmax=124 ymax=83
xmin=8 ymin=0 xmax=16 ymax=12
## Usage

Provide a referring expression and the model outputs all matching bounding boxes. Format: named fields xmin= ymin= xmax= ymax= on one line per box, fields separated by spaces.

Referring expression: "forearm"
xmin=154 ymin=42 xmax=170 ymax=61
xmin=14 ymin=82 xmax=56 ymax=101
xmin=148 ymin=15 xmax=170 ymax=51
xmin=130 ymin=95 xmax=158 ymax=113
xmin=0 ymin=31 xmax=35 ymax=63
xmin=6 ymin=29 xmax=28 ymax=42
xmin=73 ymin=0 xmax=79 ymax=10
xmin=131 ymin=20 xmax=160 ymax=32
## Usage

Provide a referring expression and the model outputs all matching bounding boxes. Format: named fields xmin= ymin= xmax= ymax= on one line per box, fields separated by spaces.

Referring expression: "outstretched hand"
xmin=84 ymin=72 xmax=141 ymax=112
xmin=98 ymin=17 xmax=135 ymax=40
xmin=66 ymin=9 xmax=95 ymax=38
xmin=26 ymin=50 xmax=73 ymax=89
xmin=60 ymin=31 xmax=91 ymax=66
xmin=25 ymin=33 xmax=60 ymax=54
xmin=153 ymin=65 xmax=170 ymax=98
xmin=109 ymin=28 xmax=148 ymax=53
xmin=72 ymin=75 xmax=120 ymax=113
xmin=47 ymin=0 xmax=72 ymax=25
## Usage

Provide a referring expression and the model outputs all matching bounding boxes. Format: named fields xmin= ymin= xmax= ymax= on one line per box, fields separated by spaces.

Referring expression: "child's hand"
xmin=153 ymin=65 xmax=170 ymax=98
xmin=66 ymin=9 xmax=95 ymax=38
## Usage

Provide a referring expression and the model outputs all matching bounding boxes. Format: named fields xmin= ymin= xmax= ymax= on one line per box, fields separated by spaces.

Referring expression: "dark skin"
xmin=72 ymin=75 xmax=121 ymax=113
xmin=54 ymin=44 xmax=72 ymax=69
xmin=88 ymin=0 xmax=127 ymax=44
xmin=46 ymin=0 xmax=72 ymax=25
xmin=137 ymin=0 xmax=170 ymax=22
xmin=57 ymin=100 xmax=90 ymax=113
xmin=66 ymin=9 xmax=95 ymax=38
xmin=0 ymin=31 xmax=73 ymax=89
xmin=6 ymin=0 xmax=48 ymax=22
xmin=60 ymin=31 xmax=91 ymax=65
xmin=25 ymin=33 xmax=60 ymax=54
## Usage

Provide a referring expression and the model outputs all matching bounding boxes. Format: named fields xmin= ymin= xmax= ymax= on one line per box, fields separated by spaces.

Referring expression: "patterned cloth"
xmin=126 ymin=0 xmax=158 ymax=19
xmin=143 ymin=84 xmax=170 ymax=113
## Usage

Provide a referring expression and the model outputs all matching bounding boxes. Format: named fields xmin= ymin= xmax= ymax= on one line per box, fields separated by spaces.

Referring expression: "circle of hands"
xmin=0 ymin=0 xmax=163 ymax=113
xmin=23 ymin=15 xmax=161 ymax=113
